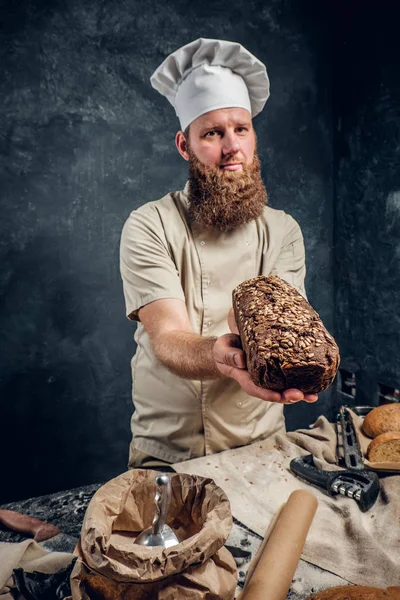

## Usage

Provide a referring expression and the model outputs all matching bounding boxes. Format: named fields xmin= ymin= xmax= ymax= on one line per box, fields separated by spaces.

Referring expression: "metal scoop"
xmin=135 ymin=473 xmax=179 ymax=548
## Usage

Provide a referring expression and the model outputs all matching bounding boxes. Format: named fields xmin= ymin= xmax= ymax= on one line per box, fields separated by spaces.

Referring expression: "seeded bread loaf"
xmin=232 ymin=275 xmax=340 ymax=394
xmin=366 ymin=431 xmax=400 ymax=462
xmin=362 ymin=403 xmax=400 ymax=438
xmin=305 ymin=585 xmax=400 ymax=599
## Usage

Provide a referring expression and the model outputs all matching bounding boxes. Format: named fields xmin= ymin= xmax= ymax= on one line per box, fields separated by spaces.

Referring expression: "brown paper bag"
xmin=70 ymin=470 xmax=237 ymax=599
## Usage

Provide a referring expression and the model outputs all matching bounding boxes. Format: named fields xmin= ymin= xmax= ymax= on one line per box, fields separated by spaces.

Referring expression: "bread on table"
xmin=305 ymin=585 xmax=400 ymax=599
xmin=366 ymin=431 xmax=400 ymax=463
xmin=362 ymin=403 xmax=400 ymax=438
xmin=232 ymin=275 xmax=340 ymax=394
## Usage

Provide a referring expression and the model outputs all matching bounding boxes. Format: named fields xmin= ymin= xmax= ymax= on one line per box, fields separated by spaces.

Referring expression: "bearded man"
xmin=120 ymin=38 xmax=318 ymax=471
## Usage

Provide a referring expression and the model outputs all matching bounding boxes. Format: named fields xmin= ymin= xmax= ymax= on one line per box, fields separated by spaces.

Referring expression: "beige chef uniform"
xmin=120 ymin=183 xmax=306 ymax=465
xmin=120 ymin=38 xmax=307 ymax=465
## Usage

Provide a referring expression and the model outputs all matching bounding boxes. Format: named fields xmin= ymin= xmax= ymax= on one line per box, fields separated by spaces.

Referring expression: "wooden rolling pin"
xmin=238 ymin=489 xmax=318 ymax=600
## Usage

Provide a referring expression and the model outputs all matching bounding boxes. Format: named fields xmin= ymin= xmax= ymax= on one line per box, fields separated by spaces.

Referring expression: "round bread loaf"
xmin=362 ymin=403 xmax=400 ymax=438
xmin=305 ymin=585 xmax=400 ymax=599
xmin=367 ymin=431 xmax=400 ymax=462
xmin=232 ymin=275 xmax=340 ymax=394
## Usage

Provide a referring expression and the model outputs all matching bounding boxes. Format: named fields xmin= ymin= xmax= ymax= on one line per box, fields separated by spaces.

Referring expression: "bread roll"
xmin=362 ymin=403 xmax=400 ymax=438
xmin=232 ymin=275 xmax=340 ymax=394
xmin=305 ymin=585 xmax=400 ymax=599
xmin=366 ymin=431 xmax=400 ymax=462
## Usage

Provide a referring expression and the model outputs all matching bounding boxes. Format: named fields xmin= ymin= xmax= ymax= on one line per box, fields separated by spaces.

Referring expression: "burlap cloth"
xmin=174 ymin=416 xmax=400 ymax=588
xmin=0 ymin=539 xmax=73 ymax=599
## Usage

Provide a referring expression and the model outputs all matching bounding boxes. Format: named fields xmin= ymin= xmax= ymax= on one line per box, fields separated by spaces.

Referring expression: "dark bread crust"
xmin=232 ymin=275 xmax=340 ymax=394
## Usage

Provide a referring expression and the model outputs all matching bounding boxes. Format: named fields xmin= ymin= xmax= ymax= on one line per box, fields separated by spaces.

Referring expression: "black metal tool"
xmin=338 ymin=405 xmax=366 ymax=469
xmin=290 ymin=454 xmax=379 ymax=512
xmin=291 ymin=405 xmax=380 ymax=511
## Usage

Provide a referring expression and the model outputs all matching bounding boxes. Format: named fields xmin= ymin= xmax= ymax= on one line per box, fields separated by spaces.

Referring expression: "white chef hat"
xmin=150 ymin=38 xmax=270 ymax=131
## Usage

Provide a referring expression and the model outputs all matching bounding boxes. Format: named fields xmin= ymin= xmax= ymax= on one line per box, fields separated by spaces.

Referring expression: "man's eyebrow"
xmin=200 ymin=123 xmax=222 ymax=132
xmin=200 ymin=121 xmax=251 ymax=132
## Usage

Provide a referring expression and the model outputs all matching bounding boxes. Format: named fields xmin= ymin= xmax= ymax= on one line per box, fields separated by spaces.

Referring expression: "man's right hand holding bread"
xmin=213 ymin=308 xmax=319 ymax=404
xmin=138 ymin=299 xmax=318 ymax=406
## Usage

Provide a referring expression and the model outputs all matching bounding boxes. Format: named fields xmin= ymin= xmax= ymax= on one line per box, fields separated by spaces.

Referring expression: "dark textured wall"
xmin=0 ymin=0 xmax=334 ymax=502
xmin=334 ymin=2 xmax=400 ymax=407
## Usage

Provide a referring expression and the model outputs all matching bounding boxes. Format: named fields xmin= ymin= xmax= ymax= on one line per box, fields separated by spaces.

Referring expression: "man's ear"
xmin=175 ymin=131 xmax=190 ymax=161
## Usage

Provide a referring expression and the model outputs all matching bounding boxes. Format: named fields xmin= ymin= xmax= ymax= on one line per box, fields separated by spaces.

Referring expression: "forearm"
xmin=149 ymin=327 xmax=319 ymax=405
xmin=151 ymin=330 xmax=221 ymax=380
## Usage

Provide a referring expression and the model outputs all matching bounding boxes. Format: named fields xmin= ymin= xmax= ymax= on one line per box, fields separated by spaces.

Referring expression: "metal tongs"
xmin=290 ymin=406 xmax=380 ymax=512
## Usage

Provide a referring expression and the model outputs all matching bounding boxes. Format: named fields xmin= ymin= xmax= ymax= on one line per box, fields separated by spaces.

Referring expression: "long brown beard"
xmin=187 ymin=147 xmax=268 ymax=232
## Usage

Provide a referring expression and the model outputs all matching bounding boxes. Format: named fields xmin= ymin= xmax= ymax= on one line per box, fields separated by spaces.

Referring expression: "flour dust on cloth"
xmin=0 ymin=539 xmax=74 ymax=599
xmin=174 ymin=417 xmax=400 ymax=588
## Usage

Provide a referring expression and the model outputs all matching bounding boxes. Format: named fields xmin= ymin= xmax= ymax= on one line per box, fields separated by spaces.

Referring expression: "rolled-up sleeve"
xmin=270 ymin=214 xmax=307 ymax=299
xmin=120 ymin=206 xmax=185 ymax=321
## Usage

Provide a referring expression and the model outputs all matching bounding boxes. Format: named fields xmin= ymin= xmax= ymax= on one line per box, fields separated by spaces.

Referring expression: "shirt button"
xmin=238 ymin=401 xmax=243 ymax=407
xmin=207 ymin=321 xmax=212 ymax=327
xmin=206 ymin=404 xmax=211 ymax=410
xmin=200 ymin=241 xmax=206 ymax=246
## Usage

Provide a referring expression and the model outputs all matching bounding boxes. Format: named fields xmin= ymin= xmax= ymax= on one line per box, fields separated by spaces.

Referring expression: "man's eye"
xmin=204 ymin=129 xmax=223 ymax=138
xmin=237 ymin=127 xmax=248 ymax=133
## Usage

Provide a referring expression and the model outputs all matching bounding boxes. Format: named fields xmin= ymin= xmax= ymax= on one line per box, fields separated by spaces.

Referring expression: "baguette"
xmin=306 ymin=585 xmax=400 ymax=599
xmin=0 ymin=509 xmax=60 ymax=542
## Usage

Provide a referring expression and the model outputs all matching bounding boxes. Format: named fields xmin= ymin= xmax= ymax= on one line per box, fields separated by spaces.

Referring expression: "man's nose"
xmin=222 ymin=132 xmax=240 ymax=156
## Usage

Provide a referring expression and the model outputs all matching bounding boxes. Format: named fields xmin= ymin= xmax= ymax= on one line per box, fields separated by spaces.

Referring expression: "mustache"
xmin=219 ymin=156 xmax=243 ymax=166
xmin=189 ymin=149 xmax=255 ymax=182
